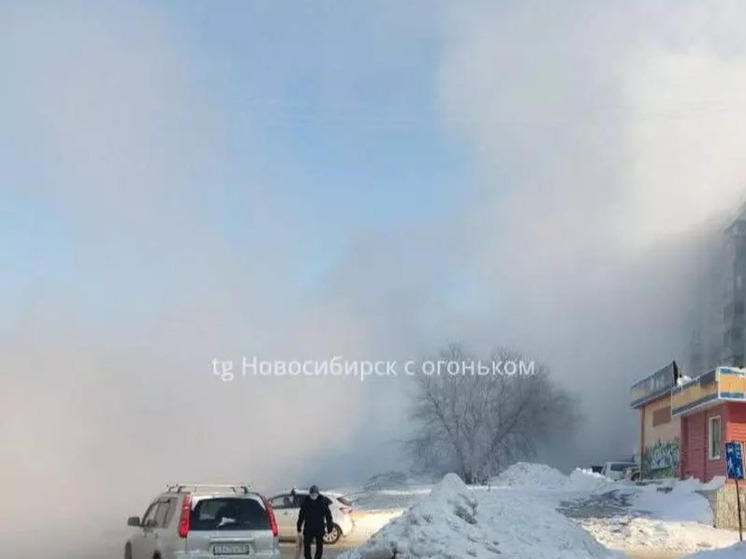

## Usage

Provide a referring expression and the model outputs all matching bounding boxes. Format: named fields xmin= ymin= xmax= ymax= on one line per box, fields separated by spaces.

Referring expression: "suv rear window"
xmin=337 ymin=496 xmax=353 ymax=506
xmin=190 ymin=498 xmax=270 ymax=531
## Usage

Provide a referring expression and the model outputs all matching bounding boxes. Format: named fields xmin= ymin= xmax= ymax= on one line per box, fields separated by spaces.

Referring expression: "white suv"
xmin=125 ymin=484 xmax=280 ymax=559
xmin=269 ymin=489 xmax=354 ymax=544
xmin=601 ymin=462 xmax=638 ymax=481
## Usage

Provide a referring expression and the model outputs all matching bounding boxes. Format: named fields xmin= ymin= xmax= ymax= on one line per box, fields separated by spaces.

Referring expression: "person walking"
xmin=296 ymin=485 xmax=333 ymax=559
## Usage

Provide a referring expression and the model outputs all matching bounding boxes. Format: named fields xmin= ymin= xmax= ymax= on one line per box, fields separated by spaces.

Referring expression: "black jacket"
xmin=296 ymin=495 xmax=333 ymax=536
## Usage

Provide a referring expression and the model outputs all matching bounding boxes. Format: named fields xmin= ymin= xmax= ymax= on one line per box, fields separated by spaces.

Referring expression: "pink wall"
xmin=681 ymin=404 xmax=726 ymax=482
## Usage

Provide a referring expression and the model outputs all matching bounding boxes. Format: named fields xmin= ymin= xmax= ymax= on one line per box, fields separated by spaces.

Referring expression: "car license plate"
xmin=213 ymin=543 xmax=250 ymax=555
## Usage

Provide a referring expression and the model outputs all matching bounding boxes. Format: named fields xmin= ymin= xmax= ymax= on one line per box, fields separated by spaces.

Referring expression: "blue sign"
xmin=726 ymin=442 xmax=745 ymax=480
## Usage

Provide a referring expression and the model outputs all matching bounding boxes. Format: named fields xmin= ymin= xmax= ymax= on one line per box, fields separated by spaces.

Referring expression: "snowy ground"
xmin=549 ymin=472 xmax=740 ymax=557
xmin=685 ymin=543 xmax=746 ymax=558
xmin=338 ymin=472 xmax=618 ymax=559
xmin=334 ymin=463 xmax=743 ymax=558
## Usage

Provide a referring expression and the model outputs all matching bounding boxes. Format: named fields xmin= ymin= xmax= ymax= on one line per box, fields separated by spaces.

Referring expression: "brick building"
xmin=631 ymin=364 xmax=746 ymax=483
xmin=674 ymin=367 xmax=746 ymax=482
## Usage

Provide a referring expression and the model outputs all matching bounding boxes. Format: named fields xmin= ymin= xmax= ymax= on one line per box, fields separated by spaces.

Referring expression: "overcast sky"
xmin=3 ymin=1 xmax=746 ymax=555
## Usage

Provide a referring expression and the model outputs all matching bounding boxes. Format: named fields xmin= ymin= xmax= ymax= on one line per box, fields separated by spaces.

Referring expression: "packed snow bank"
xmin=568 ymin=468 xmax=614 ymax=492
xmin=339 ymin=472 xmax=620 ymax=559
xmin=336 ymin=463 xmax=734 ymax=557
xmin=580 ymin=515 xmax=740 ymax=555
xmin=630 ymin=476 xmax=724 ymax=523
xmin=571 ymin=475 xmax=738 ymax=555
xmin=493 ymin=462 xmax=570 ymax=489
xmin=492 ymin=462 xmax=612 ymax=493
xmin=685 ymin=542 xmax=746 ymax=558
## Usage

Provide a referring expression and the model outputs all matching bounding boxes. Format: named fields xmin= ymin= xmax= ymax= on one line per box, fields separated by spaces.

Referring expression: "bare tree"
xmin=407 ymin=344 xmax=579 ymax=483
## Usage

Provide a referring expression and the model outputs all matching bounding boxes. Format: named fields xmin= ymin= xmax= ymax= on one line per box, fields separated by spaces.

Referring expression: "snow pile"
xmin=686 ymin=542 xmax=746 ymax=558
xmin=567 ymin=468 xmax=614 ymax=492
xmin=337 ymin=474 xmax=484 ymax=559
xmin=363 ymin=471 xmax=409 ymax=491
xmin=336 ymin=463 xmax=735 ymax=557
xmin=580 ymin=516 xmax=739 ymax=555
xmin=631 ymin=476 xmax=724 ymax=523
xmin=493 ymin=462 xmax=570 ymax=490
xmin=339 ymin=473 xmax=620 ymax=559
xmin=492 ymin=462 xmax=612 ymax=493
xmin=702 ymin=476 xmax=727 ymax=491
xmin=574 ymin=476 xmax=738 ymax=555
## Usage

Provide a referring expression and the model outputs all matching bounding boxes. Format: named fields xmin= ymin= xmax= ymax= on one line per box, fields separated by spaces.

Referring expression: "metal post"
xmin=737 ymin=478 xmax=743 ymax=542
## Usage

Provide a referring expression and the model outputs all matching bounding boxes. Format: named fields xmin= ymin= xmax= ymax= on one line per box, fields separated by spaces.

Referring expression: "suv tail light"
xmin=178 ymin=494 xmax=192 ymax=538
xmin=339 ymin=506 xmax=353 ymax=514
xmin=261 ymin=496 xmax=278 ymax=537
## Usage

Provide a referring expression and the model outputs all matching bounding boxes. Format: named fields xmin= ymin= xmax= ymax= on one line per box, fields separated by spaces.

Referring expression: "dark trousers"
xmin=303 ymin=534 xmax=323 ymax=559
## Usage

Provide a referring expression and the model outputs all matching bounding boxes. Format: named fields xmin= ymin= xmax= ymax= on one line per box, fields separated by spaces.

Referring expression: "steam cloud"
xmin=3 ymin=1 xmax=746 ymax=556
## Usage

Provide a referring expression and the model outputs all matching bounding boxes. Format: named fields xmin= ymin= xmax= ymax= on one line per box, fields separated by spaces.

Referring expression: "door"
xmin=151 ymin=498 xmax=177 ymax=556
xmin=270 ymin=494 xmax=296 ymax=539
xmin=131 ymin=501 xmax=159 ymax=559
xmin=132 ymin=499 xmax=175 ymax=558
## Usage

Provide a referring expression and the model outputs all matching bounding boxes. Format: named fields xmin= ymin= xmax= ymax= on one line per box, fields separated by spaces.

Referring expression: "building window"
xmin=652 ymin=406 xmax=671 ymax=427
xmin=708 ymin=416 xmax=722 ymax=460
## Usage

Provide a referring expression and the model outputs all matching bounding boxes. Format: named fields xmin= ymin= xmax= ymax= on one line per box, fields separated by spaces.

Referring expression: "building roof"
xmin=671 ymin=366 xmax=746 ymax=416
xmin=630 ymin=361 xmax=679 ymax=409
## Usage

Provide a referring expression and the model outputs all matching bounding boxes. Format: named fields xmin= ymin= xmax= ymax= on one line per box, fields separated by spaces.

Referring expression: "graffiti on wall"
xmin=642 ymin=438 xmax=680 ymax=478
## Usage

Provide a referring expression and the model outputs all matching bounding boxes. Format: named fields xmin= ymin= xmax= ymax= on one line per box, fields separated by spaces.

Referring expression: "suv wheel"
xmin=323 ymin=524 xmax=342 ymax=545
